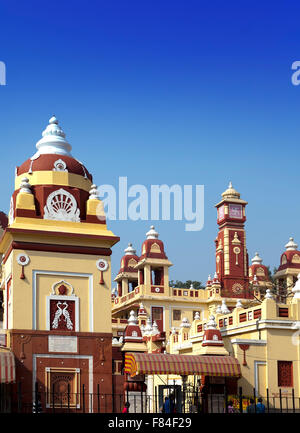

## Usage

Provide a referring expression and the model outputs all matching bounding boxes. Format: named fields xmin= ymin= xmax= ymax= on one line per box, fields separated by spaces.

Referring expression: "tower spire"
xmin=34 ymin=116 xmax=72 ymax=157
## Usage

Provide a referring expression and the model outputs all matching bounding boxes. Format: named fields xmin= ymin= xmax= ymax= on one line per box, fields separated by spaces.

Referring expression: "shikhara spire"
xmin=34 ymin=116 xmax=72 ymax=157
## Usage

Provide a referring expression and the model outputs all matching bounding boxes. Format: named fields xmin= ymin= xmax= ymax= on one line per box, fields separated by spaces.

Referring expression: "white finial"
xmin=146 ymin=225 xmax=159 ymax=239
xmin=206 ymin=315 xmax=217 ymax=329
xmin=152 ymin=321 xmax=160 ymax=335
xmin=292 ymin=273 xmax=300 ymax=299
xmin=228 ymin=181 xmax=233 ymax=189
xmin=89 ymin=184 xmax=99 ymax=200
xmin=19 ymin=177 xmax=32 ymax=194
xmin=208 ymin=274 xmax=211 ymax=281
xmin=128 ymin=310 xmax=137 ymax=325
xmin=235 ymin=299 xmax=243 ymax=309
xmin=251 ymin=252 xmax=263 ymax=265
xmin=194 ymin=311 xmax=200 ymax=320
xmin=213 ymin=272 xmax=219 ymax=283
xmin=285 ymin=237 xmax=298 ymax=251
xmin=144 ymin=317 xmax=153 ymax=336
xmin=124 ymin=243 xmax=136 ymax=255
xmin=34 ymin=116 xmax=72 ymax=157
xmin=180 ymin=317 xmax=191 ymax=328
xmin=220 ymin=299 xmax=230 ymax=314
xmin=265 ymin=289 xmax=274 ymax=300
xmin=190 ymin=283 xmax=194 ymax=290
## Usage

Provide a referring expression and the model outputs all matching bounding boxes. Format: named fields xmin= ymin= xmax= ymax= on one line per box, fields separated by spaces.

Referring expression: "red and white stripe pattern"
xmin=125 ymin=352 xmax=241 ymax=378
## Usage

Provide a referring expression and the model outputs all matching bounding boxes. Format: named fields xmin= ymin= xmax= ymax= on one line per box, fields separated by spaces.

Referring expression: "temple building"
xmin=1 ymin=118 xmax=300 ymax=413
xmin=0 ymin=117 xmax=119 ymax=412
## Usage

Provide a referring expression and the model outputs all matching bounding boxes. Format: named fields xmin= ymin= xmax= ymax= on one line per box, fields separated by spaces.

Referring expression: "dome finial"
xmin=146 ymin=225 xmax=159 ymax=239
xmin=222 ymin=181 xmax=240 ymax=200
xmin=34 ymin=116 xmax=72 ymax=157
xmin=124 ymin=243 xmax=136 ymax=255
xmin=251 ymin=252 xmax=263 ymax=265
xmin=285 ymin=237 xmax=298 ymax=251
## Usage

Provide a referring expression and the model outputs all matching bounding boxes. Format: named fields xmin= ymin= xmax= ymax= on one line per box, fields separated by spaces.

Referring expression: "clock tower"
xmin=215 ymin=182 xmax=250 ymax=298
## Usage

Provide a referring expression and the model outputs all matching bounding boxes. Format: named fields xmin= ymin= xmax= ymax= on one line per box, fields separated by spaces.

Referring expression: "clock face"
xmin=229 ymin=204 xmax=242 ymax=219
xmin=218 ymin=205 xmax=225 ymax=221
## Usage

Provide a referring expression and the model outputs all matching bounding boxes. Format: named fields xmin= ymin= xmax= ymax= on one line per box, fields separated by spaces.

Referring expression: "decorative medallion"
xmin=232 ymin=283 xmax=243 ymax=294
xmin=96 ymin=259 xmax=109 ymax=285
xmin=17 ymin=253 xmax=30 ymax=279
xmin=44 ymin=188 xmax=80 ymax=222
xmin=53 ymin=159 xmax=68 ymax=172
xmin=233 ymin=246 xmax=241 ymax=265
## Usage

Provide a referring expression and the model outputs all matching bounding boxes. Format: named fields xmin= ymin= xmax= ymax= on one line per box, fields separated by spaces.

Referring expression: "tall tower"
xmin=0 ymin=117 xmax=119 ymax=412
xmin=215 ymin=182 xmax=250 ymax=298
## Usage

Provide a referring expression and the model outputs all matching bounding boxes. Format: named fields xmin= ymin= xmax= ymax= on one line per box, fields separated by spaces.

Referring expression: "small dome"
xmin=285 ymin=237 xmax=298 ymax=251
xmin=35 ymin=116 xmax=72 ymax=157
xmin=124 ymin=243 xmax=136 ymax=255
xmin=251 ymin=252 xmax=263 ymax=265
xmin=140 ymin=225 xmax=167 ymax=260
xmin=221 ymin=181 xmax=240 ymax=200
xmin=146 ymin=225 xmax=159 ymax=239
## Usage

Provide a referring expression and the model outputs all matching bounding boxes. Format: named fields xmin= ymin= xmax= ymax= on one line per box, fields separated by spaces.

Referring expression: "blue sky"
xmin=0 ymin=0 xmax=300 ymax=285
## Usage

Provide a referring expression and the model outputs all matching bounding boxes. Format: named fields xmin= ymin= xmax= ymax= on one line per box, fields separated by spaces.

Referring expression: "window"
xmin=278 ymin=361 xmax=293 ymax=387
xmin=173 ymin=310 xmax=181 ymax=321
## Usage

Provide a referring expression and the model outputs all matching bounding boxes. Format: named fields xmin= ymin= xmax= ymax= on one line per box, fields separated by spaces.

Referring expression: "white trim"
xmin=33 ymin=354 xmax=93 ymax=413
xmin=32 ymin=270 xmax=93 ymax=331
xmin=231 ymin=339 xmax=267 ymax=346
xmin=46 ymin=295 xmax=79 ymax=332
xmin=254 ymin=361 xmax=266 ymax=393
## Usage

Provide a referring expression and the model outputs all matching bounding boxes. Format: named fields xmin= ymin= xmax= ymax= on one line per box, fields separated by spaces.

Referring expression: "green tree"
xmin=169 ymin=279 xmax=205 ymax=289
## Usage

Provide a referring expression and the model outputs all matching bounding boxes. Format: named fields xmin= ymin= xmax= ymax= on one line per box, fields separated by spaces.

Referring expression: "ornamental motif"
xmin=96 ymin=259 xmax=109 ymax=285
xmin=232 ymin=283 xmax=243 ymax=294
xmin=17 ymin=253 xmax=30 ymax=279
xmin=50 ymin=300 xmax=75 ymax=331
xmin=44 ymin=188 xmax=80 ymax=222
xmin=53 ymin=159 xmax=68 ymax=172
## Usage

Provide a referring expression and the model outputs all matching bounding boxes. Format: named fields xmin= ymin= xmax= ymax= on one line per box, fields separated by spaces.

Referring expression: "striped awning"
xmin=125 ymin=353 xmax=241 ymax=378
xmin=0 ymin=351 xmax=16 ymax=383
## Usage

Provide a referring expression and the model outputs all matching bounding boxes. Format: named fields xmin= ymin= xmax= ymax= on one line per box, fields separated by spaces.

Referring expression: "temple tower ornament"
xmin=44 ymin=188 xmax=80 ymax=222
xmin=96 ymin=259 xmax=109 ymax=284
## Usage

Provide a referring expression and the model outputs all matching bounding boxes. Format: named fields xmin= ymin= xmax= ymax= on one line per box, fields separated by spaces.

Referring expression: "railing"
xmin=0 ymin=382 xmax=299 ymax=413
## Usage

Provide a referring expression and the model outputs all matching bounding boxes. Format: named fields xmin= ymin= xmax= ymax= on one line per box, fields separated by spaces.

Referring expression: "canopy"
xmin=125 ymin=353 xmax=241 ymax=378
xmin=0 ymin=351 xmax=16 ymax=383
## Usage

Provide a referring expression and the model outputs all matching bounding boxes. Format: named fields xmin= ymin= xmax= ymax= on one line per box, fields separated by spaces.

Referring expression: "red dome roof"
xmin=17 ymin=154 xmax=93 ymax=181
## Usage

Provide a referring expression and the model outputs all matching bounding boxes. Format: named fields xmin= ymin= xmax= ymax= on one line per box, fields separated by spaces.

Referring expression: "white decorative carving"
xmin=44 ymin=188 xmax=80 ymax=222
xmin=17 ymin=253 xmax=30 ymax=266
xmin=96 ymin=259 xmax=108 ymax=272
xmin=53 ymin=159 xmax=67 ymax=172
xmin=52 ymin=301 xmax=73 ymax=330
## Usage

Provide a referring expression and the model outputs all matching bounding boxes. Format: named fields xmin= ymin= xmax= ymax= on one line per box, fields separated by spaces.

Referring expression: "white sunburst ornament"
xmin=17 ymin=253 xmax=30 ymax=279
xmin=96 ymin=259 xmax=109 ymax=285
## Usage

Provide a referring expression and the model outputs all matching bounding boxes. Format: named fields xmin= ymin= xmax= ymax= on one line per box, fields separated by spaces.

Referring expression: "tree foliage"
xmin=169 ymin=279 xmax=205 ymax=290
